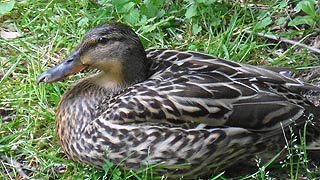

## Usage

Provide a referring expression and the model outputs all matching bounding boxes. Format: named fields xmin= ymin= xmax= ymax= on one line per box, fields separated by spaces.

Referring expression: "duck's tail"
xmin=306 ymin=121 xmax=320 ymax=150
xmin=293 ymin=68 xmax=320 ymax=159
xmin=305 ymin=121 xmax=320 ymax=164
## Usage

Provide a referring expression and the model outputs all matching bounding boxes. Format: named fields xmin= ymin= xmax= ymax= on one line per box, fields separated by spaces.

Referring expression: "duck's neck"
xmin=55 ymin=73 xmax=123 ymax=158
xmin=119 ymin=44 xmax=150 ymax=84
xmin=91 ymin=72 xmax=125 ymax=90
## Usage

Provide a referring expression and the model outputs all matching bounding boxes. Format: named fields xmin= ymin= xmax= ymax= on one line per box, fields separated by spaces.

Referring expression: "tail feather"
xmin=306 ymin=127 xmax=320 ymax=151
xmin=306 ymin=120 xmax=320 ymax=151
xmin=307 ymin=142 xmax=320 ymax=150
xmin=308 ymin=150 xmax=320 ymax=165
xmin=299 ymin=68 xmax=320 ymax=151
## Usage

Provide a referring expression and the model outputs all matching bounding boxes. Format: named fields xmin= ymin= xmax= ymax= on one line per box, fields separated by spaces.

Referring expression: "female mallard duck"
xmin=37 ymin=22 xmax=320 ymax=179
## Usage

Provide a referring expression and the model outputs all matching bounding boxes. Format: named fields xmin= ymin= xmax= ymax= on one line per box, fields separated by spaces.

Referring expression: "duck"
xmin=37 ymin=22 xmax=320 ymax=179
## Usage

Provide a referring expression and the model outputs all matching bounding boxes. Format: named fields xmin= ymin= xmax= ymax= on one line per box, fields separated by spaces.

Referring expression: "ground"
xmin=0 ymin=0 xmax=319 ymax=179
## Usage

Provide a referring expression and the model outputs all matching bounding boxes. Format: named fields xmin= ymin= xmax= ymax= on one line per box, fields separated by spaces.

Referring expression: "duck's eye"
xmin=98 ymin=37 xmax=108 ymax=44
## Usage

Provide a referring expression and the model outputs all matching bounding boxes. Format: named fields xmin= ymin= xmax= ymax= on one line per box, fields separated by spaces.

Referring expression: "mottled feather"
xmin=37 ymin=22 xmax=320 ymax=179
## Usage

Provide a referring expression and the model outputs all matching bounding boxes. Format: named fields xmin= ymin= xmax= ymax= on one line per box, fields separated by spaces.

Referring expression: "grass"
xmin=0 ymin=0 xmax=319 ymax=179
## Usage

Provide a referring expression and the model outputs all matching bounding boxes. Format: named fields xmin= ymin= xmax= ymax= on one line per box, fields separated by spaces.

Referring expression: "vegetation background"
xmin=0 ymin=0 xmax=319 ymax=179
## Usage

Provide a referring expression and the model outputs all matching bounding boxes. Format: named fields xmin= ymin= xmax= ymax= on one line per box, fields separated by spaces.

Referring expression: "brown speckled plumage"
xmin=37 ymin=22 xmax=320 ymax=179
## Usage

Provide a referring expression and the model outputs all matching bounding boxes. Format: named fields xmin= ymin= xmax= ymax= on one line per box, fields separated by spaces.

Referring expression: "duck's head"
xmin=37 ymin=22 xmax=148 ymax=86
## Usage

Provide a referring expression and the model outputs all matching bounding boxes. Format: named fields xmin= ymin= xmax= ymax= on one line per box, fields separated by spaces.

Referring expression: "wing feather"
xmin=103 ymin=49 xmax=319 ymax=132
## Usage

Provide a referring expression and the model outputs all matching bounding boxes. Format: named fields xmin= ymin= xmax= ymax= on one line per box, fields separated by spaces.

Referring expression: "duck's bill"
xmin=37 ymin=49 xmax=87 ymax=83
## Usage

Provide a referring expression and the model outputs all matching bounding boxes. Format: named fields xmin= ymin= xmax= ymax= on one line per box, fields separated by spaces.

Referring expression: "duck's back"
xmin=105 ymin=48 xmax=320 ymax=132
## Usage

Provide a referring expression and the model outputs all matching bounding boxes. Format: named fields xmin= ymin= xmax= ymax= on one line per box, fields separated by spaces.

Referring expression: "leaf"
xmin=142 ymin=24 xmax=156 ymax=33
xmin=192 ymin=23 xmax=202 ymax=35
xmin=278 ymin=0 xmax=288 ymax=8
xmin=141 ymin=0 xmax=165 ymax=17
xmin=137 ymin=15 xmax=148 ymax=26
xmin=288 ymin=15 xmax=315 ymax=26
xmin=77 ymin=17 xmax=89 ymax=27
xmin=295 ymin=0 xmax=315 ymax=17
xmin=124 ymin=8 xmax=140 ymax=25
xmin=102 ymin=161 xmax=114 ymax=174
xmin=111 ymin=0 xmax=134 ymax=13
xmin=275 ymin=17 xmax=287 ymax=25
xmin=198 ymin=0 xmax=216 ymax=4
xmin=211 ymin=16 xmax=221 ymax=27
xmin=185 ymin=4 xmax=197 ymax=19
xmin=0 ymin=0 xmax=15 ymax=15
xmin=255 ymin=17 xmax=272 ymax=29
xmin=121 ymin=2 xmax=135 ymax=12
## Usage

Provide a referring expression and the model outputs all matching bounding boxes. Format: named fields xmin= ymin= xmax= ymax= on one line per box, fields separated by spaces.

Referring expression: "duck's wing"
xmin=103 ymin=49 xmax=320 ymax=133
xmin=146 ymin=48 xmax=319 ymax=91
